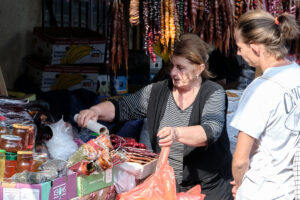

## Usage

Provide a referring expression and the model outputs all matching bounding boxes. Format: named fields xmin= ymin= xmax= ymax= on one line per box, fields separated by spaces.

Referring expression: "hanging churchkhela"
xmin=129 ymin=0 xmax=139 ymax=25
xmin=132 ymin=0 xmax=236 ymax=62
xmin=110 ymin=0 xmax=128 ymax=76
xmin=126 ymin=0 xmax=300 ymax=63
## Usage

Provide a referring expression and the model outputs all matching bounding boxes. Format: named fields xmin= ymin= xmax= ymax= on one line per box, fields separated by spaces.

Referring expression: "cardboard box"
xmin=0 ymin=171 xmax=77 ymax=200
xmin=77 ymin=168 xmax=114 ymax=197
xmin=70 ymin=186 xmax=116 ymax=200
xmin=26 ymin=57 xmax=99 ymax=92
xmin=49 ymin=171 xmax=77 ymax=200
xmin=114 ymin=76 xmax=127 ymax=94
xmin=97 ymin=75 xmax=110 ymax=96
xmin=0 ymin=182 xmax=51 ymax=200
xmin=119 ymin=159 xmax=158 ymax=180
xmin=33 ymin=27 xmax=106 ymax=65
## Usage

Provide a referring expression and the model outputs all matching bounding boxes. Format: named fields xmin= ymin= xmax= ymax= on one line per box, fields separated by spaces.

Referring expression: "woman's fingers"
xmin=77 ymin=110 xmax=97 ymax=127
xmin=158 ymin=127 xmax=177 ymax=147
xmin=159 ymin=140 xmax=173 ymax=147
xmin=157 ymin=127 xmax=169 ymax=137
xmin=230 ymin=181 xmax=238 ymax=200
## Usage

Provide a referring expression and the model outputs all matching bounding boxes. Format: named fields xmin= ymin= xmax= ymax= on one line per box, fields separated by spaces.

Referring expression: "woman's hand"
xmin=76 ymin=109 xmax=98 ymax=127
xmin=230 ymin=180 xmax=238 ymax=200
xmin=157 ymin=127 xmax=179 ymax=147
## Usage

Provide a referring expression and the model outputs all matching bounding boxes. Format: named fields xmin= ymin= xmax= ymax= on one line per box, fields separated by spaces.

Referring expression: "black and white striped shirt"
xmin=115 ymin=83 xmax=226 ymax=183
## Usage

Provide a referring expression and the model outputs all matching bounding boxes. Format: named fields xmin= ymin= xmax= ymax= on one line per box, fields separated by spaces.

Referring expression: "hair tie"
xmin=275 ymin=17 xmax=280 ymax=25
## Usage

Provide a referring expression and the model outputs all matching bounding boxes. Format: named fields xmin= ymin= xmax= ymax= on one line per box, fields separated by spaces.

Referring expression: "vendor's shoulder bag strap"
xmin=260 ymin=76 xmax=300 ymax=200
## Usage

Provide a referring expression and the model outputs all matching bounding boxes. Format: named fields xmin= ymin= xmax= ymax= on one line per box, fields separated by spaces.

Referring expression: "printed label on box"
xmin=106 ymin=168 xmax=112 ymax=183
xmin=53 ymin=183 xmax=67 ymax=199
xmin=3 ymin=188 xmax=20 ymax=200
xmin=20 ymin=188 xmax=39 ymax=200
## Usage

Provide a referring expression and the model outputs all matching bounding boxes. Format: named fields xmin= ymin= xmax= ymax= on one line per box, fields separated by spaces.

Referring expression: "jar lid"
xmin=5 ymin=152 xmax=17 ymax=160
xmin=0 ymin=116 xmax=6 ymax=121
xmin=1 ymin=134 xmax=22 ymax=141
xmin=17 ymin=151 xmax=33 ymax=155
xmin=12 ymin=123 xmax=30 ymax=129
xmin=0 ymin=149 xmax=6 ymax=153
xmin=33 ymin=153 xmax=47 ymax=157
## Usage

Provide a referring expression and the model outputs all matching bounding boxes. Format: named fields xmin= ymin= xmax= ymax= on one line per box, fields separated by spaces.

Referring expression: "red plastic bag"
xmin=117 ymin=147 xmax=177 ymax=200
xmin=117 ymin=147 xmax=205 ymax=200
xmin=177 ymin=185 xmax=206 ymax=200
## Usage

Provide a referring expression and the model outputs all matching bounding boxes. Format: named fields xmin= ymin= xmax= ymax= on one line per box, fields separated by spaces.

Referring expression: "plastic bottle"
xmin=0 ymin=116 xmax=9 ymax=136
xmin=0 ymin=149 xmax=6 ymax=181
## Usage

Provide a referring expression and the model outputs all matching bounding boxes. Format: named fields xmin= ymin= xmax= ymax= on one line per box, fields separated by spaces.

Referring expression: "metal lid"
xmin=12 ymin=123 xmax=30 ymax=129
xmin=0 ymin=134 xmax=22 ymax=141
xmin=17 ymin=151 xmax=33 ymax=155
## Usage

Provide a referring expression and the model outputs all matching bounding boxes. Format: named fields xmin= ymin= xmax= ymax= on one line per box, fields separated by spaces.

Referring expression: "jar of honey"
xmin=0 ymin=149 xmax=6 ymax=182
xmin=15 ymin=151 xmax=33 ymax=173
xmin=27 ymin=126 xmax=35 ymax=150
xmin=31 ymin=153 xmax=47 ymax=172
xmin=4 ymin=152 xmax=17 ymax=181
xmin=0 ymin=135 xmax=22 ymax=152
xmin=12 ymin=124 xmax=30 ymax=150
xmin=0 ymin=116 xmax=9 ymax=136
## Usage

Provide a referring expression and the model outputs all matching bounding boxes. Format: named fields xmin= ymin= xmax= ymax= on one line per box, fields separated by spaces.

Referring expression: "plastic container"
xmin=12 ymin=124 xmax=30 ymax=150
xmin=0 ymin=149 xmax=6 ymax=181
xmin=0 ymin=116 xmax=9 ymax=136
xmin=16 ymin=151 xmax=33 ymax=173
xmin=0 ymin=135 xmax=22 ymax=153
xmin=4 ymin=152 xmax=17 ymax=181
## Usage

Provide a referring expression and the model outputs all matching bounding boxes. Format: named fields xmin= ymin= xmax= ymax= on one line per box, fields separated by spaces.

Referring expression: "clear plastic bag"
xmin=45 ymin=118 xmax=78 ymax=161
xmin=40 ymin=159 xmax=68 ymax=176
xmin=11 ymin=170 xmax=58 ymax=184
xmin=113 ymin=165 xmax=136 ymax=193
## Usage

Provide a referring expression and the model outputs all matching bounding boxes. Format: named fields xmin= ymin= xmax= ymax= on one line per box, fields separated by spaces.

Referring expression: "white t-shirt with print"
xmin=231 ymin=62 xmax=300 ymax=200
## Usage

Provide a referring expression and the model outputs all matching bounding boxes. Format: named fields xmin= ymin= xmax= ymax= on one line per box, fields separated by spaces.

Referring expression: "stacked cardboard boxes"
xmin=27 ymin=27 xmax=106 ymax=93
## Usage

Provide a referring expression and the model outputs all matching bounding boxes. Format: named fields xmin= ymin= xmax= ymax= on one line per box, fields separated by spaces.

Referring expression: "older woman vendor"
xmin=77 ymin=33 xmax=233 ymax=200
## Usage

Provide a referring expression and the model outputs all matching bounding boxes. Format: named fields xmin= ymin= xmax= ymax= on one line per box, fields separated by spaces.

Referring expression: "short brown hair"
xmin=237 ymin=10 xmax=299 ymax=59
xmin=172 ymin=33 xmax=213 ymax=78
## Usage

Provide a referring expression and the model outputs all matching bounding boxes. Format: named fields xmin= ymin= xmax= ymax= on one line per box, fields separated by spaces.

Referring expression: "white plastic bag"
xmin=45 ymin=118 xmax=78 ymax=160
xmin=113 ymin=165 xmax=136 ymax=193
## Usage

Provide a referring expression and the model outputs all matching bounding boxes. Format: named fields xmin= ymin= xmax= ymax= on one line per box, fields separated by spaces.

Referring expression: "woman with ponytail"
xmin=230 ymin=9 xmax=300 ymax=199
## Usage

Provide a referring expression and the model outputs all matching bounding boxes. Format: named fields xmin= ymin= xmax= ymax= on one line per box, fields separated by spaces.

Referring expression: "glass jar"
xmin=27 ymin=126 xmax=35 ymax=150
xmin=0 ymin=116 xmax=9 ymax=136
xmin=0 ymin=149 xmax=6 ymax=181
xmin=12 ymin=124 xmax=30 ymax=150
xmin=4 ymin=152 xmax=17 ymax=181
xmin=15 ymin=151 xmax=33 ymax=173
xmin=0 ymin=135 xmax=22 ymax=153
xmin=31 ymin=153 xmax=47 ymax=172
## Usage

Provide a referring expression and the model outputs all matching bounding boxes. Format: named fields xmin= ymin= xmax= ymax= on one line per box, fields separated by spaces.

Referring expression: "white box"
xmin=119 ymin=159 xmax=158 ymax=180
